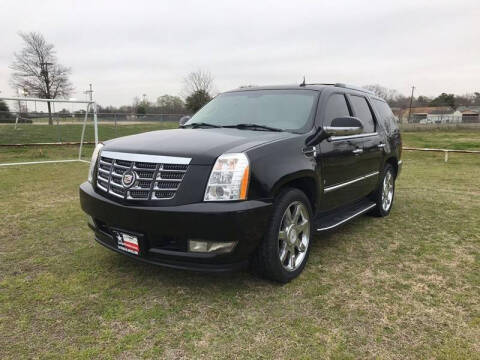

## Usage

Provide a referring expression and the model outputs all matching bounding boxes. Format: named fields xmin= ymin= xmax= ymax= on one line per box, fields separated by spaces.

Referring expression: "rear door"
xmin=346 ymin=94 xmax=383 ymax=196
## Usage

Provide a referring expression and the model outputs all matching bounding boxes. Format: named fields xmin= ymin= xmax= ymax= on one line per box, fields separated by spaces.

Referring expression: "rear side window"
xmin=324 ymin=94 xmax=350 ymax=126
xmin=372 ymin=99 xmax=398 ymax=134
xmin=349 ymin=95 xmax=375 ymax=133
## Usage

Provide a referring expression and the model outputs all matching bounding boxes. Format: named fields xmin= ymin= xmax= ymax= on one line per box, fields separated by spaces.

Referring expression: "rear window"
xmin=349 ymin=95 xmax=375 ymax=133
xmin=372 ymin=99 xmax=398 ymax=134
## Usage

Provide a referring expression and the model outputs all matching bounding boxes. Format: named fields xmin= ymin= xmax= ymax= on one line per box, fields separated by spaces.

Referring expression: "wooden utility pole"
xmin=407 ymin=86 xmax=415 ymax=123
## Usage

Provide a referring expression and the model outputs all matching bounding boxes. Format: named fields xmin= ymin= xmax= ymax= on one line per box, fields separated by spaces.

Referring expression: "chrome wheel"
xmin=381 ymin=170 xmax=394 ymax=212
xmin=278 ymin=201 xmax=310 ymax=272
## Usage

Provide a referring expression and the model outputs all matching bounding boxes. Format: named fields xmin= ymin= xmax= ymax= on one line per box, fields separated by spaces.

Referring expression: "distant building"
xmin=457 ymin=106 xmax=480 ymax=123
xmin=397 ymin=106 xmax=479 ymax=124
xmin=461 ymin=110 xmax=479 ymax=123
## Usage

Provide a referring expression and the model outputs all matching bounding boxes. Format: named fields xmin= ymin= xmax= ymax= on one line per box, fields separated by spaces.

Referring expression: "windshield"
xmin=185 ymin=90 xmax=319 ymax=132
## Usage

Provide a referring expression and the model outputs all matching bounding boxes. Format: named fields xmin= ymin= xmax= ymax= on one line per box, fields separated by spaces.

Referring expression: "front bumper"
xmin=79 ymin=182 xmax=273 ymax=271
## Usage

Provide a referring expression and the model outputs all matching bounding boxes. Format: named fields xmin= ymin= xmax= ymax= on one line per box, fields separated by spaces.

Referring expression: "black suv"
xmin=80 ymin=83 xmax=402 ymax=282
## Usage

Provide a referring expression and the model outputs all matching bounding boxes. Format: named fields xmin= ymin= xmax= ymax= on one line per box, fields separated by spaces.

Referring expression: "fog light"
xmin=188 ymin=240 xmax=237 ymax=254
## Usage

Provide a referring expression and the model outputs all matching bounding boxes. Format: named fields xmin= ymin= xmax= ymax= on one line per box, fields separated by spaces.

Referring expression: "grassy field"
xmin=0 ymin=122 xmax=177 ymax=145
xmin=1 ymin=122 xmax=480 ymax=152
xmin=402 ymin=130 xmax=480 ymax=150
xmin=0 ymin=131 xmax=479 ymax=359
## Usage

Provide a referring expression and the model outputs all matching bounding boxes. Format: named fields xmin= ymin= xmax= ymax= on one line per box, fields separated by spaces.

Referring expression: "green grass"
xmin=0 ymin=137 xmax=479 ymax=358
xmin=402 ymin=130 xmax=480 ymax=151
xmin=0 ymin=122 xmax=177 ymax=145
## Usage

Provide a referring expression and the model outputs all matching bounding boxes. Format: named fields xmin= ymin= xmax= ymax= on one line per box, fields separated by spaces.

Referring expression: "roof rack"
xmin=299 ymin=82 xmax=375 ymax=95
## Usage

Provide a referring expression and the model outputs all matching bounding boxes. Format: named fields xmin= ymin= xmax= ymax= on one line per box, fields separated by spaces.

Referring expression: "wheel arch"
xmin=271 ymin=171 xmax=318 ymax=213
xmin=385 ymin=156 xmax=398 ymax=177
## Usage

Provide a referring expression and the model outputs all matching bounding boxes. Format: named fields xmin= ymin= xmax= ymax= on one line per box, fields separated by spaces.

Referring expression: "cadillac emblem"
xmin=122 ymin=171 xmax=136 ymax=188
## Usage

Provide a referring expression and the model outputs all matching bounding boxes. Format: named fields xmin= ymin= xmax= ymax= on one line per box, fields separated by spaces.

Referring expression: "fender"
xmin=271 ymin=170 xmax=318 ymax=198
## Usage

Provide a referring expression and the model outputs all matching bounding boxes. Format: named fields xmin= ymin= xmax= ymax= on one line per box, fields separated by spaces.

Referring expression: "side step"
xmin=314 ymin=199 xmax=376 ymax=232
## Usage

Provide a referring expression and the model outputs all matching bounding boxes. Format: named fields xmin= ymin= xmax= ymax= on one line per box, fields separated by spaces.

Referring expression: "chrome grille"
xmin=96 ymin=151 xmax=191 ymax=201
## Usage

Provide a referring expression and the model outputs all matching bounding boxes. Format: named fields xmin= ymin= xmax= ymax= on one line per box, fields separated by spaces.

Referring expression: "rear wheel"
xmin=252 ymin=188 xmax=312 ymax=283
xmin=370 ymin=164 xmax=395 ymax=217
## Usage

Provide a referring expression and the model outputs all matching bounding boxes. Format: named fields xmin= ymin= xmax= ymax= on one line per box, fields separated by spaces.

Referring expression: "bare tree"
xmin=363 ymin=84 xmax=400 ymax=102
xmin=183 ymin=69 xmax=214 ymax=96
xmin=10 ymin=32 xmax=73 ymax=125
xmin=363 ymin=84 xmax=411 ymax=108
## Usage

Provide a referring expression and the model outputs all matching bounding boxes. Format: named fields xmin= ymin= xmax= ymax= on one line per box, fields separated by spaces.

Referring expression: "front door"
xmin=318 ymin=93 xmax=362 ymax=211
xmin=318 ymin=92 xmax=383 ymax=211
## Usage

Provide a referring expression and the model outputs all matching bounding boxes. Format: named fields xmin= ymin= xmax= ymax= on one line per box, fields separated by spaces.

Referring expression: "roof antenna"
xmin=300 ymin=76 xmax=306 ymax=87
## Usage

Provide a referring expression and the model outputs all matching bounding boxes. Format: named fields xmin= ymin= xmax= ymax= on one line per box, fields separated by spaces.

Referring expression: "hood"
xmin=103 ymin=128 xmax=294 ymax=165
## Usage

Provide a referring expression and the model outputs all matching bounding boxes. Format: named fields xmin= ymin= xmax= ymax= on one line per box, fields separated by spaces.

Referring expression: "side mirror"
xmin=324 ymin=117 xmax=363 ymax=137
xmin=179 ymin=115 xmax=191 ymax=126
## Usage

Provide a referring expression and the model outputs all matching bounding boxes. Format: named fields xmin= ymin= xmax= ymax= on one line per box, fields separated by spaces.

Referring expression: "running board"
xmin=314 ymin=199 xmax=376 ymax=232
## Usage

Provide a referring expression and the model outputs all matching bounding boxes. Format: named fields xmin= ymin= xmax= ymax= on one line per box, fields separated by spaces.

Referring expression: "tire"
xmin=370 ymin=164 xmax=396 ymax=217
xmin=251 ymin=188 xmax=313 ymax=283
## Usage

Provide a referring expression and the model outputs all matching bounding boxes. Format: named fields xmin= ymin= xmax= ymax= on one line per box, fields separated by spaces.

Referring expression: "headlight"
xmin=88 ymin=143 xmax=103 ymax=183
xmin=204 ymin=153 xmax=250 ymax=201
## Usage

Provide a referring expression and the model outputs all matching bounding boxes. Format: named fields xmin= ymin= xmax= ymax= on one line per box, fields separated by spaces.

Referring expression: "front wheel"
xmin=370 ymin=164 xmax=396 ymax=217
xmin=251 ymin=188 xmax=313 ymax=283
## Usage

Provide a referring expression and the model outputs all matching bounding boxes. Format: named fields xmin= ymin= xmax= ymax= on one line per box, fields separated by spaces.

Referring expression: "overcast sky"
xmin=1 ymin=0 xmax=479 ymax=107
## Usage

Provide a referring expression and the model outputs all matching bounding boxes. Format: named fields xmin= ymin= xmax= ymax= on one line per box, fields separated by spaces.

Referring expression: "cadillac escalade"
xmin=79 ymin=83 xmax=402 ymax=283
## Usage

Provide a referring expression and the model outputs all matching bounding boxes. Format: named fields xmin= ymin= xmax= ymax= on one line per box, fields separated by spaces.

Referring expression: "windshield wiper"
xmin=222 ymin=123 xmax=284 ymax=132
xmin=180 ymin=122 xmax=221 ymax=129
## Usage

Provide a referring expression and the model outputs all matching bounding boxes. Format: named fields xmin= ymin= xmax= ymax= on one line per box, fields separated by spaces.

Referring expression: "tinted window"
xmin=372 ymin=99 xmax=398 ymax=134
xmin=324 ymin=94 xmax=350 ymax=126
xmin=349 ymin=95 xmax=375 ymax=133
xmin=187 ymin=90 xmax=318 ymax=132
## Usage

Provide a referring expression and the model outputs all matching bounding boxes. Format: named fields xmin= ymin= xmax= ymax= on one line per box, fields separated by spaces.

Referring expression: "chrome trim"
xmin=316 ymin=203 xmax=376 ymax=231
xmin=324 ymin=171 xmax=379 ymax=193
xmin=329 ymin=132 xmax=378 ymax=141
xmin=155 ymin=177 xmax=182 ymax=182
xmin=97 ymin=182 xmax=108 ymax=192
xmin=96 ymin=152 xmax=189 ymax=201
xmin=114 ymin=163 xmax=130 ymax=169
xmin=100 ymin=151 xmax=191 ymax=165
xmin=324 ymin=126 xmax=362 ymax=137
xmin=151 ymin=193 xmax=176 ymax=200
xmin=108 ymin=189 xmax=125 ymax=198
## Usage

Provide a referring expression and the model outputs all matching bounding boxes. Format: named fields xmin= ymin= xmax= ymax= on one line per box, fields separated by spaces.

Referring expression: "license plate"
xmin=114 ymin=231 xmax=140 ymax=255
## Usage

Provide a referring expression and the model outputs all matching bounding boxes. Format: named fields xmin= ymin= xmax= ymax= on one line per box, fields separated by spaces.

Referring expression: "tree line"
xmin=364 ymin=84 xmax=480 ymax=109
xmin=99 ymin=70 xmax=214 ymax=115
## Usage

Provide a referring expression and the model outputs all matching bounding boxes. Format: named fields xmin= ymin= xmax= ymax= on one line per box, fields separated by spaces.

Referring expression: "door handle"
xmin=302 ymin=146 xmax=318 ymax=157
xmin=377 ymin=143 xmax=386 ymax=149
xmin=352 ymin=148 xmax=364 ymax=155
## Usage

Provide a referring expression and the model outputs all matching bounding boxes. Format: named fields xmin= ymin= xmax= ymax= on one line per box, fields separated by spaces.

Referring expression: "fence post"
xmin=78 ymin=104 xmax=90 ymax=160
xmin=444 ymin=150 xmax=449 ymax=163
